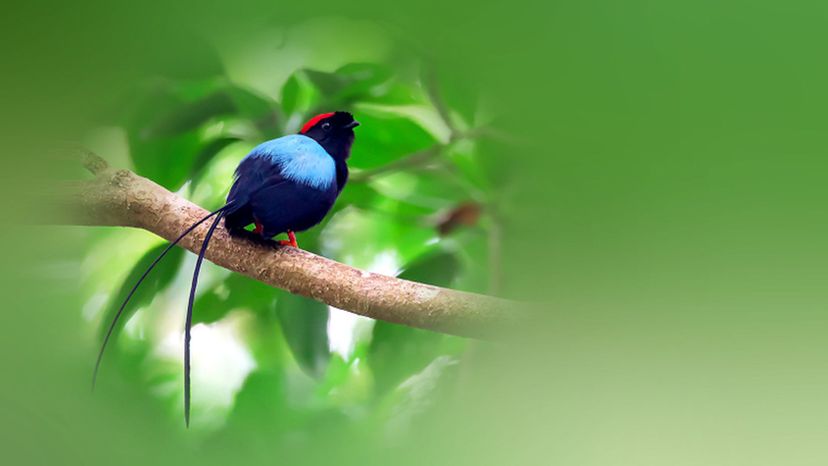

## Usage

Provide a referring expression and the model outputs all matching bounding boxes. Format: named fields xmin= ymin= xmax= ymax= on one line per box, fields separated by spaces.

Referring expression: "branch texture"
xmin=63 ymin=155 xmax=518 ymax=339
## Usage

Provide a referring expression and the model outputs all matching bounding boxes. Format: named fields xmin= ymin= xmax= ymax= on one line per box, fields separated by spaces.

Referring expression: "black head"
xmin=299 ymin=111 xmax=359 ymax=161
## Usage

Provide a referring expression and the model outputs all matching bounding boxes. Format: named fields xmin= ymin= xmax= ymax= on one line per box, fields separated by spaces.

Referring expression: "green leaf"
xmin=303 ymin=69 xmax=345 ymax=97
xmin=360 ymin=82 xmax=424 ymax=105
xmin=225 ymin=86 xmax=280 ymax=132
xmin=408 ymin=170 xmax=478 ymax=206
xmin=320 ymin=203 xmax=435 ymax=269
xmin=317 ymin=354 xmax=350 ymax=397
xmin=225 ymin=370 xmax=291 ymax=432
xmin=333 ymin=182 xmax=381 ymax=213
xmin=280 ymin=72 xmax=323 ymax=118
xmin=316 ymin=347 xmax=374 ymax=405
xmin=303 ymin=63 xmax=390 ymax=97
xmin=188 ymin=136 xmax=242 ymax=185
xmin=329 ymin=63 xmax=392 ymax=101
xmin=445 ymin=140 xmax=492 ymax=191
xmin=369 ymin=170 xmax=473 ymax=215
xmin=301 ymin=63 xmax=401 ymax=108
xmin=192 ymin=273 xmax=277 ymax=325
xmin=123 ymin=81 xmax=277 ymax=190
xmin=368 ymin=323 xmax=464 ymax=396
xmin=140 ymin=91 xmax=236 ymax=139
xmin=348 ymin=110 xmax=437 ymax=169
xmin=276 ymin=293 xmax=330 ymax=378
xmin=97 ymin=243 xmax=184 ymax=343
xmin=123 ymin=82 xmax=222 ymax=190
xmin=281 ymin=74 xmax=301 ymax=115
xmin=372 ymin=355 xmax=460 ymax=427
xmin=398 ymin=250 xmax=461 ymax=287
xmin=127 ymin=130 xmax=202 ymax=191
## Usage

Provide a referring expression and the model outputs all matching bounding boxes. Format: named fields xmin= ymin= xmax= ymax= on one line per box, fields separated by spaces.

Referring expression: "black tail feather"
xmin=92 ymin=205 xmax=228 ymax=391
xmin=183 ymin=210 xmax=225 ymax=427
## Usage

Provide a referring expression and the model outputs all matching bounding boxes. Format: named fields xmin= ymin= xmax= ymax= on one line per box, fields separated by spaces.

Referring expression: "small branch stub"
xmin=82 ymin=151 xmax=110 ymax=175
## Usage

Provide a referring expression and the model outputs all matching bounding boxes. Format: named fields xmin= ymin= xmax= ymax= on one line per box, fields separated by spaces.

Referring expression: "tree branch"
xmin=60 ymin=154 xmax=520 ymax=339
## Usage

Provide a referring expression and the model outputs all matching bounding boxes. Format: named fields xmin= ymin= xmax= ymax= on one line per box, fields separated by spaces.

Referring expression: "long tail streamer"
xmin=92 ymin=206 xmax=227 ymax=391
xmin=183 ymin=210 xmax=225 ymax=427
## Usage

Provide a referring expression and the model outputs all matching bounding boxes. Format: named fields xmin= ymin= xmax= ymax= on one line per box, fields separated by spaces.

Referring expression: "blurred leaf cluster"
xmin=83 ymin=28 xmax=506 ymax=440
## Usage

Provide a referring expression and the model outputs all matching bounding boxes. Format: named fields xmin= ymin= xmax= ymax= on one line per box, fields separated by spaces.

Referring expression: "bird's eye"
xmin=321 ymin=121 xmax=332 ymax=131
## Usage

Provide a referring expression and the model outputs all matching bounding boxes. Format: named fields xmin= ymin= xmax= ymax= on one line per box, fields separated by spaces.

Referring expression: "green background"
xmin=2 ymin=1 xmax=827 ymax=465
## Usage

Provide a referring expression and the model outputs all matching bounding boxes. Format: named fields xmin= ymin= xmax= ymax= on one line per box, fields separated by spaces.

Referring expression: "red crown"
xmin=300 ymin=112 xmax=335 ymax=134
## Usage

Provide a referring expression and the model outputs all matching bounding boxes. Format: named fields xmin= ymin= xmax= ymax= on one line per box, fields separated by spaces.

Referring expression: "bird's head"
xmin=299 ymin=111 xmax=359 ymax=161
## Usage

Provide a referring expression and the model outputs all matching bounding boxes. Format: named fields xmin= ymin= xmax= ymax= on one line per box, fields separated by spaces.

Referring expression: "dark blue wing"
xmin=224 ymin=156 xmax=287 ymax=231
xmin=226 ymin=155 xmax=285 ymax=209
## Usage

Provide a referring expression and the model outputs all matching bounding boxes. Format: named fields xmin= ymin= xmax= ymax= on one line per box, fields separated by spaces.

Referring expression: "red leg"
xmin=278 ymin=230 xmax=299 ymax=248
xmin=253 ymin=221 xmax=264 ymax=235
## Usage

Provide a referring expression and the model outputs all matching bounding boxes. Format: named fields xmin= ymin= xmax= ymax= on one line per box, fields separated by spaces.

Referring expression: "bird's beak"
xmin=344 ymin=120 xmax=360 ymax=129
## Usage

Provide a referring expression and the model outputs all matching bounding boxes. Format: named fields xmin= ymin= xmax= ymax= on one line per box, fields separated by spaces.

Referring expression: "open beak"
xmin=344 ymin=120 xmax=360 ymax=129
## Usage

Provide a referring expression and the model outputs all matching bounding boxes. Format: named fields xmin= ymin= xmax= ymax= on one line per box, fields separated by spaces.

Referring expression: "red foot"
xmin=278 ymin=231 xmax=299 ymax=248
xmin=253 ymin=220 xmax=264 ymax=235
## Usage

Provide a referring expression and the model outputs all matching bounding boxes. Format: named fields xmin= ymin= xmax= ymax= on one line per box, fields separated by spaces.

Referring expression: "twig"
xmin=349 ymin=147 xmax=441 ymax=183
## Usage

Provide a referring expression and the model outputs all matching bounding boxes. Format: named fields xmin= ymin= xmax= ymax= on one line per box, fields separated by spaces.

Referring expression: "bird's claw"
xmin=278 ymin=231 xmax=299 ymax=248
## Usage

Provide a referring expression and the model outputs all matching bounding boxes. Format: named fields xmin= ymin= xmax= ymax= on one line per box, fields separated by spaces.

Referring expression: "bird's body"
xmin=224 ymin=112 xmax=357 ymax=245
xmin=93 ymin=111 xmax=359 ymax=426
xmin=224 ymin=135 xmax=341 ymax=238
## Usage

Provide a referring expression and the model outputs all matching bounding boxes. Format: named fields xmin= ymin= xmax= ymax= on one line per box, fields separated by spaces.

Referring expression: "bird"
xmin=223 ymin=111 xmax=358 ymax=245
xmin=91 ymin=111 xmax=359 ymax=426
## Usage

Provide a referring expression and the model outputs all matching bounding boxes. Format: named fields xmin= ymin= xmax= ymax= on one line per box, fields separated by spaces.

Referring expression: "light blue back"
xmin=246 ymin=135 xmax=336 ymax=190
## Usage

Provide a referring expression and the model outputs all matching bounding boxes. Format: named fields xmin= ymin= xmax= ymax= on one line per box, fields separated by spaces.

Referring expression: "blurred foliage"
xmin=82 ymin=23 xmax=504 ymax=441
xmin=4 ymin=3 xmax=828 ymax=465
